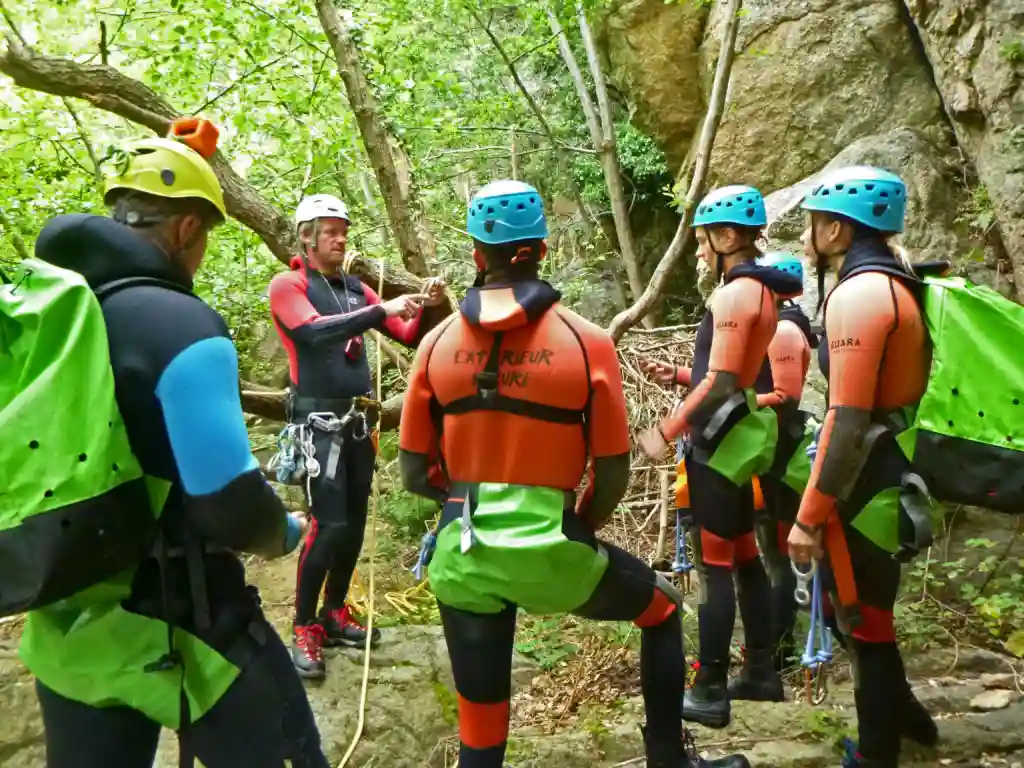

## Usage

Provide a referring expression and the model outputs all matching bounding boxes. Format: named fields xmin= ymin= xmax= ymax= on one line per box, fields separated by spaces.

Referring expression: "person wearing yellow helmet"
xmin=21 ymin=119 xmax=330 ymax=767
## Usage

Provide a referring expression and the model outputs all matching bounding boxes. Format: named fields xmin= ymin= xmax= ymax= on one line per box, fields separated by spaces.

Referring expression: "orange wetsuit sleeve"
xmin=661 ymin=280 xmax=761 ymax=441
xmin=675 ymin=366 xmax=692 ymax=387
xmin=797 ymin=278 xmax=890 ymax=528
xmin=587 ymin=334 xmax=631 ymax=458
xmin=399 ymin=332 xmax=441 ymax=457
xmin=757 ymin=320 xmax=807 ymax=409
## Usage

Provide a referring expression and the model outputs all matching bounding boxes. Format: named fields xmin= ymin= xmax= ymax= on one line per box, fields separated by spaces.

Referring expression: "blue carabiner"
xmin=672 ymin=509 xmax=695 ymax=575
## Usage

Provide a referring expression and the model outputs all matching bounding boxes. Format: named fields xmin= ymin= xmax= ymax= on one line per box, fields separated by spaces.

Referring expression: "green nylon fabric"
xmin=1 ymin=259 xmax=144 ymax=530
xmin=781 ymin=430 xmax=815 ymax=495
xmin=20 ymin=571 xmax=239 ymax=728
xmin=849 ymin=488 xmax=902 ymax=554
xmin=910 ymin=276 xmax=1024 ymax=457
xmin=706 ymin=388 xmax=779 ymax=486
xmin=428 ymin=483 xmax=608 ymax=615
xmin=3 ymin=259 xmax=238 ymax=725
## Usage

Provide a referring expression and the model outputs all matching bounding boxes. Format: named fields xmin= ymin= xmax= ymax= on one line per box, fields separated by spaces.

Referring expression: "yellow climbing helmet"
xmin=103 ymin=118 xmax=227 ymax=221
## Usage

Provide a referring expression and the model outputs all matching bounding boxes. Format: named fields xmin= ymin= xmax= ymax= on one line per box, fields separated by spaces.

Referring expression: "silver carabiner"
xmin=791 ymin=558 xmax=817 ymax=607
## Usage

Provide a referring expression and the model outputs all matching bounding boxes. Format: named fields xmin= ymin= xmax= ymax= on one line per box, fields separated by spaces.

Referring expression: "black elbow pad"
xmin=816 ymin=406 xmax=873 ymax=501
xmin=689 ymin=370 xmax=740 ymax=429
xmin=185 ymin=470 xmax=287 ymax=554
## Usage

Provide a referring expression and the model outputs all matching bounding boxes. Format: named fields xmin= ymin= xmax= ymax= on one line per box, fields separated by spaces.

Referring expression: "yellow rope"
xmin=336 ymin=261 xmax=386 ymax=768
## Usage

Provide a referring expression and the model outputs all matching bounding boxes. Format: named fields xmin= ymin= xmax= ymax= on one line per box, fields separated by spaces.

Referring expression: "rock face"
xmin=598 ymin=0 xmax=1023 ymax=297
xmin=700 ymin=0 xmax=950 ymax=191
xmin=598 ymin=0 xmax=707 ymax=171
xmin=904 ymin=0 xmax=1024 ymax=297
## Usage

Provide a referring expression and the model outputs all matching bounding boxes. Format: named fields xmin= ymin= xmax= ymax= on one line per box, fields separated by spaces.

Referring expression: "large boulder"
xmin=699 ymin=0 xmax=951 ymax=192
xmin=765 ymin=127 xmax=1006 ymax=293
xmin=598 ymin=0 xmax=708 ymax=172
xmin=903 ymin=0 xmax=1024 ymax=299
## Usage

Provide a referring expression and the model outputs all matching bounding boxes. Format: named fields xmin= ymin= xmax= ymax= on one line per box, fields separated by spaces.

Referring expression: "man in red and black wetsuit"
xmin=269 ymin=194 xmax=445 ymax=678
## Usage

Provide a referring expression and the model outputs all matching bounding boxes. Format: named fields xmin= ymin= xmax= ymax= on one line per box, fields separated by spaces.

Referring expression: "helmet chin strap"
xmin=811 ymin=227 xmax=848 ymax=316
xmin=707 ymin=232 xmax=752 ymax=284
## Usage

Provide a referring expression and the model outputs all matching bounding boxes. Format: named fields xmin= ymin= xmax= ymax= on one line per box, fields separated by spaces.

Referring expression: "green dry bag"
xmin=0 ymin=259 xmax=158 ymax=617
xmin=900 ymin=275 xmax=1024 ymax=514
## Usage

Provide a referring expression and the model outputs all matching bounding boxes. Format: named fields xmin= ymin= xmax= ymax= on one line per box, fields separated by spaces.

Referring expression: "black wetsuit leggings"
xmin=438 ymin=530 xmax=684 ymax=768
xmin=755 ymin=475 xmax=800 ymax=668
xmin=35 ymin=612 xmax=329 ymax=768
xmin=294 ymin=420 xmax=376 ymax=625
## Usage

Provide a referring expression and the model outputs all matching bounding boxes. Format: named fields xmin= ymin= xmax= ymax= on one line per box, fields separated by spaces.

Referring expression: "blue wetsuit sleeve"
xmin=156 ymin=336 xmax=290 ymax=557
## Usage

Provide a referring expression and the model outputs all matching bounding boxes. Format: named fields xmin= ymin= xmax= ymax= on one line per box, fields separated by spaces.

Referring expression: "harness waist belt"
xmin=289 ymin=394 xmax=380 ymax=419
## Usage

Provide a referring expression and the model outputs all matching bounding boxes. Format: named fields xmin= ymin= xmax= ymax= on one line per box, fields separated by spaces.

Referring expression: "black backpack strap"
xmin=442 ymin=330 xmax=587 ymax=425
xmin=95 ymin=276 xmax=196 ymax=304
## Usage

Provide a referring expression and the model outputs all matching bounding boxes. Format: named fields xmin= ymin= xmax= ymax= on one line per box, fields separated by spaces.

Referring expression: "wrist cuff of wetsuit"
xmin=793 ymin=519 xmax=820 ymax=536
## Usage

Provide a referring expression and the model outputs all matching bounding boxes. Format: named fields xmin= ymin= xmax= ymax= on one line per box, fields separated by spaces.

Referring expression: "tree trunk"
xmin=315 ymin=0 xmax=433 ymax=277
xmin=606 ymin=0 xmax=743 ymax=344
xmin=546 ymin=4 xmax=651 ymax=326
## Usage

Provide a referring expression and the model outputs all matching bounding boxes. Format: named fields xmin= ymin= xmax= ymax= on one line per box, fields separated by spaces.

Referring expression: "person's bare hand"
xmin=639 ymin=358 xmax=677 ymax=387
xmin=787 ymin=524 xmax=823 ymax=564
xmin=381 ymin=294 xmax=427 ymax=319
xmin=420 ymin=277 xmax=448 ymax=308
xmin=638 ymin=427 xmax=669 ymax=459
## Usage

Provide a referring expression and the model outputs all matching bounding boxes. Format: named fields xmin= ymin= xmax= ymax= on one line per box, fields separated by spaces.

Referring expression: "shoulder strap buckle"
xmin=476 ymin=331 xmax=504 ymax=399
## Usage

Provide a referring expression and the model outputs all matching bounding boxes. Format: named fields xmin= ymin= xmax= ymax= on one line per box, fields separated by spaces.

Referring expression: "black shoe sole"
xmin=293 ymin=663 xmax=326 ymax=680
xmin=682 ymin=707 xmax=730 ymax=729
xmin=323 ymin=633 xmax=382 ymax=649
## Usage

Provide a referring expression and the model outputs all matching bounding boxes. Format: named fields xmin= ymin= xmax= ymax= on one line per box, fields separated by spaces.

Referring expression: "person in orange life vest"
xmin=399 ymin=180 xmax=751 ymax=768
xmin=268 ymin=193 xmax=446 ymax=679
xmin=638 ymin=186 xmax=802 ymax=729
xmin=788 ymin=166 xmax=937 ymax=768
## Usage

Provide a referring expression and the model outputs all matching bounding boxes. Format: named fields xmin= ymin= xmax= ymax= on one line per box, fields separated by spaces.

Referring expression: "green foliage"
xmin=804 ymin=710 xmax=855 ymax=748
xmin=514 ymin=615 xmax=580 ymax=670
xmin=999 ymin=39 xmax=1024 ymax=64
xmin=955 ymin=185 xmax=996 ymax=237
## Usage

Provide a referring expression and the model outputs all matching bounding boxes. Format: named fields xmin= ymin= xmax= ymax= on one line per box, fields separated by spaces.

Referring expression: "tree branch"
xmin=468 ymin=6 xmax=599 ymax=243
xmin=571 ymin=1 xmax=648 ymax=323
xmin=0 ymin=207 xmax=29 ymax=259
xmin=0 ymin=33 xmax=450 ymax=313
xmin=606 ymin=0 xmax=743 ymax=344
xmin=315 ymin=0 xmax=433 ymax=277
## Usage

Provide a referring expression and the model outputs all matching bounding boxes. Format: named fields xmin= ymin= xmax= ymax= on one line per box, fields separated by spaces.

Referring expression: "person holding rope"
xmin=638 ymin=187 xmax=802 ymax=729
xmin=399 ymin=179 xmax=750 ymax=768
xmin=788 ymin=166 xmax=938 ymax=767
xmin=269 ymin=194 xmax=446 ymax=678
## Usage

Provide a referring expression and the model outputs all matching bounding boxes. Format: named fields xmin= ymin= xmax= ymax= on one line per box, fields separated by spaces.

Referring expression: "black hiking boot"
xmin=321 ymin=604 xmax=381 ymax=648
xmin=292 ymin=623 xmax=326 ymax=680
xmin=643 ymin=726 xmax=751 ymax=768
xmin=683 ymin=663 xmax=730 ymax=729
xmin=727 ymin=647 xmax=785 ymax=702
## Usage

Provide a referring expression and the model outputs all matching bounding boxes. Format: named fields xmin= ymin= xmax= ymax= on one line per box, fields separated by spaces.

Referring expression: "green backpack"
xmin=897 ymin=274 xmax=1024 ymax=515
xmin=0 ymin=258 xmax=173 ymax=617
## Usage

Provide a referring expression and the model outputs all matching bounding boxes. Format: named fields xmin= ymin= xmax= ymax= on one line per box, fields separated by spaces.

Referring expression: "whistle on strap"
xmin=168 ymin=117 xmax=219 ymax=159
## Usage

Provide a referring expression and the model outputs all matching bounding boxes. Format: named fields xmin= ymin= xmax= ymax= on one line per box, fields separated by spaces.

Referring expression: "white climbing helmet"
xmin=295 ymin=194 xmax=350 ymax=230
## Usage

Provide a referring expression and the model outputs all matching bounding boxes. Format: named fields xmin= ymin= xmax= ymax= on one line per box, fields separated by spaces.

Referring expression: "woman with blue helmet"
xmin=789 ymin=166 xmax=938 ymax=767
xmin=399 ymin=180 xmax=751 ymax=768
xmin=639 ymin=185 xmax=802 ymax=729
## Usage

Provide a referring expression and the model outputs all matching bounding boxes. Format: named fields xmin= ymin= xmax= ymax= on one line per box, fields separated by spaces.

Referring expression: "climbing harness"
xmin=792 ymin=560 xmax=833 ymax=705
xmin=269 ymin=397 xmax=379 ymax=503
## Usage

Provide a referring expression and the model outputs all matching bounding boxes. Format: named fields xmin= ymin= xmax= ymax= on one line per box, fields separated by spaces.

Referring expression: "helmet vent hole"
xmin=848 ymin=188 xmax=858 ymax=195
xmin=477 ymin=203 xmax=484 ymax=210
xmin=517 ymin=203 xmax=526 ymax=210
xmin=486 ymin=206 xmax=494 ymax=214
xmin=470 ymin=210 xmax=476 ymax=217
xmin=160 ymin=169 xmax=176 ymax=186
xmin=529 ymin=197 xmax=536 ymax=204
xmin=894 ymin=189 xmax=903 ymax=197
xmin=835 ymin=184 xmax=844 ymax=190
xmin=865 ymin=183 xmax=875 ymax=191
xmin=872 ymin=204 xmax=889 ymax=217
xmin=880 ymin=190 xmax=889 ymax=198
xmin=726 ymin=201 xmax=733 ymax=207
xmin=745 ymin=208 xmax=754 ymax=218
xmin=822 ymin=190 xmax=831 ymax=196
xmin=500 ymin=200 xmax=509 ymax=207
xmin=484 ymin=221 xmax=496 ymax=234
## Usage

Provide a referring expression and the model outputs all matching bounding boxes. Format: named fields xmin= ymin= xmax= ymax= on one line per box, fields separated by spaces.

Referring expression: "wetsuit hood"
xmin=726 ymin=259 xmax=803 ymax=299
xmin=779 ymin=300 xmax=819 ymax=349
xmin=459 ymin=279 xmax=561 ymax=332
xmin=34 ymin=213 xmax=193 ymax=291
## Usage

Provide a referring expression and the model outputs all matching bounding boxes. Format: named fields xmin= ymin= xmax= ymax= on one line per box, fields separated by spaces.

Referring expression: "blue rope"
xmin=671 ymin=437 xmax=694 ymax=576
xmin=801 ymin=568 xmax=833 ymax=670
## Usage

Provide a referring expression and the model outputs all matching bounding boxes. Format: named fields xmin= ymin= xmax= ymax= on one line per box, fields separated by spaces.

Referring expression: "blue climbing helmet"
xmin=800 ymin=165 xmax=907 ymax=233
xmin=757 ymin=251 xmax=804 ymax=284
xmin=466 ymin=180 xmax=548 ymax=245
xmin=692 ymin=185 xmax=767 ymax=229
